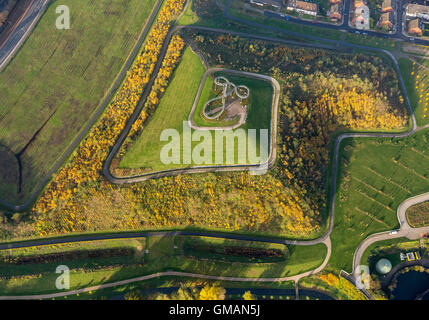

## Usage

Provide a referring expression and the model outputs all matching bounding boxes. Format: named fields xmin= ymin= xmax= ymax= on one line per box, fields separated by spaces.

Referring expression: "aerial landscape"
xmin=0 ymin=0 xmax=428 ymax=305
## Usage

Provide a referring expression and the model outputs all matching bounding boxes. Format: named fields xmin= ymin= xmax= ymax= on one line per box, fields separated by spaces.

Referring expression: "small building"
xmin=406 ymin=252 xmax=416 ymax=261
xmin=406 ymin=4 xmax=429 ymax=22
xmin=330 ymin=0 xmax=342 ymax=4
xmin=353 ymin=3 xmax=370 ymax=30
xmin=408 ymin=18 xmax=423 ymax=36
xmin=381 ymin=0 xmax=394 ymax=13
xmin=250 ymin=0 xmax=283 ymax=10
xmin=287 ymin=0 xmax=318 ymax=16
xmin=378 ymin=12 xmax=393 ymax=30
xmin=376 ymin=258 xmax=392 ymax=274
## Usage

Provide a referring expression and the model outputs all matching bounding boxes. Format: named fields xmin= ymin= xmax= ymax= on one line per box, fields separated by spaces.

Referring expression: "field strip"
xmin=365 ymin=167 xmax=412 ymax=194
xmin=392 ymin=159 xmax=428 ymax=181
xmin=356 ymin=190 xmax=395 ymax=212
xmin=354 ymin=207 xmax=390 ymax=228
xmin=352 ymin=176 xmax=394 ymax=200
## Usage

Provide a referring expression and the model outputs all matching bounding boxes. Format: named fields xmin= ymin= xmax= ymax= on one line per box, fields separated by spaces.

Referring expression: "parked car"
xmin=389 ymin=230 xmax=399 ymax=235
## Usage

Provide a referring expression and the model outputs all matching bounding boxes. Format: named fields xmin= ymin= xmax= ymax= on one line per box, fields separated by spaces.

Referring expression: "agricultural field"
xmin=0 ymin=0 xmax=158 ymax=204
xmin=398 ymin=58 xmax=429 ymax=126
xmin=331 ymin=129 xmax=429 ymax=271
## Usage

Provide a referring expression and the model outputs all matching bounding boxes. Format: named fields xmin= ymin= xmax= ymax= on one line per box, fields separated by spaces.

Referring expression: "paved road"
xmin=0 ymin=0 xmax=165 ymax=211
xmin=0 ymin=0 xmax=49 ymax=71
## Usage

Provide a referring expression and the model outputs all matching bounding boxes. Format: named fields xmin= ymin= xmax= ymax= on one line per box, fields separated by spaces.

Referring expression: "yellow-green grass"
xmin=120 ymin=47 xmax=273 ymax=171
xmin=398 ymin=58 xmax=429 ymax=126
xmin=331 ymin=129 xmax=429 ymax=272
xmin=0 ymin=235 xmax=326 ymax=296
xmin=0 ymin=0 xmax=158 ymax=203
xmin=406 ymin=201 xmax=429 ymax=228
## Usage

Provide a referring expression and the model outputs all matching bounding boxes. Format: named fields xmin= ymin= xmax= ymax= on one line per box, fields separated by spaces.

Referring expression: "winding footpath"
xmin=0 ymin=0 xmax=428 ymax=299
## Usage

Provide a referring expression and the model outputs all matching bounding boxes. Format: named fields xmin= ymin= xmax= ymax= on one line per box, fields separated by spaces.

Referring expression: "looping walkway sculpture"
xmin=203 ymin=76 xmax=250 ymax=120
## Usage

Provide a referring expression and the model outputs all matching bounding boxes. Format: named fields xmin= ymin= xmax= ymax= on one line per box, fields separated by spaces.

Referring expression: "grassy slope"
xmin=331 ymin=130 xmax=429 ymax=272
xmin=0 ymin=236 xmax=326 ymax=295
xmin=398 ymin=58 xmax=429 ymax=126
xmin=120 ymin=47 xmax=273 ymax=170
xmin=0 ymin=0 xmax=157 ymax=202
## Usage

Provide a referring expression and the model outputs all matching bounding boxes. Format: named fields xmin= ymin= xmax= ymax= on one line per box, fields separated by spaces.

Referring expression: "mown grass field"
xmin=330 ymin=129 xmax=429 ymax=272
xmin=0 ymin=235 xmax=326 ymax=296
xmin=0 ymin=0 xmax=158 ymax=203
xmin=398 ymin=58 xmax=429 ymax=126
xmin=120 ymin=46 xmax=273 ymax=171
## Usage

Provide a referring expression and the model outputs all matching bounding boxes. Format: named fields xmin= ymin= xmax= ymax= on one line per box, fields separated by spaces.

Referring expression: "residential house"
xmin=406 ymin=4 xmax=429 ymax=22
xmin=378 ymin=12 xmax=393 ymax=30
xmin=328 ymin=3 xmax=342 ymax=21
xmin=353 ymin=1 xmax=370 ymax=30
xmin=407 ymin=18 xmax=423 ymax=36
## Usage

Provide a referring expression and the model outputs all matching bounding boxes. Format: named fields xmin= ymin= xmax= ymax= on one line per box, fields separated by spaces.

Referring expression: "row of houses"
xmin=250 ymin=0 xmax=344 ymax=21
